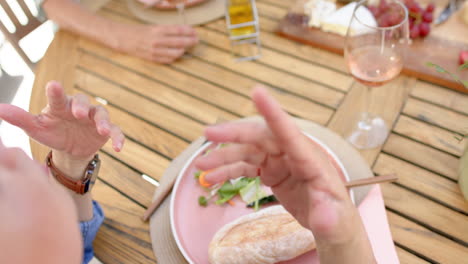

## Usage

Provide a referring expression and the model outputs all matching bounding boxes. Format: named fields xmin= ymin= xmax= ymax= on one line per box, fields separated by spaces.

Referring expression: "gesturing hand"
xmin=195 ymin=86 xmax=375 ymax=264
xmin=0 ymin=81 xmax=124 ymax=160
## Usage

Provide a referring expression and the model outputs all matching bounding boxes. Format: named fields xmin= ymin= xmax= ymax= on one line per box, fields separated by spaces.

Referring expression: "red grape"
xmin=426 ymin=3 xmax=435 ymax=13
xmin=378 ymin=16 xmax=390 ymax=27
xmin=408 ymin=2 xmax=421 ymax=13
xmin=368 ymin=0 xmax=433 ymax=39
xmin=460 ymin=51 xmax=468 ymax=66
xmin=409 ymin=18 xmax=414 ymax=28
xmin=410 ymin=26 xmax=420 ymax=38
xmin=387 ymin=12 xmax=400 ymax=26
xmin=419 ymin=22 xmax=430 ymax=37
xmin=369 ymin=6 xmax=380 ymax=17
xmin=379 ymin=0 xmax=389 ymax=11
xmin=422 ymin=12 xmax=433 ymax=23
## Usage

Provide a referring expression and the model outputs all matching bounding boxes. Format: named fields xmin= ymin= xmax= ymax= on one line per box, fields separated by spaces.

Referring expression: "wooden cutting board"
xmin=276 ymin=0 xmax=468 ymax=94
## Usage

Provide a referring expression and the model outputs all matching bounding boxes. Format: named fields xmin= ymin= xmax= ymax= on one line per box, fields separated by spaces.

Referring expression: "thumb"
xmin=0 ymin=104 xmax=38 ymax=133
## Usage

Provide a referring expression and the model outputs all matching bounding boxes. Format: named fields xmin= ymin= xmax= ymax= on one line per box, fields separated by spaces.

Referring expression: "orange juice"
xmin=228 ymin=0 xmax=256 ymax=36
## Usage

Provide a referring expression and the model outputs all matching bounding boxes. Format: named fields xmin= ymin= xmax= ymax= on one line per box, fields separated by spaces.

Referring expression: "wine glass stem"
xmin=360 ymin=85 xmax=373 ymax=130
xmin=364 ymin=85 xmax=371 ymax=115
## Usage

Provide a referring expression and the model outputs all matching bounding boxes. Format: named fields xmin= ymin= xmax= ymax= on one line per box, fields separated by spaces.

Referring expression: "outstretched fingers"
xmin=46 ymin=81 xmax=68 ymax=113
xmin=70 ymin=94 xmax=91 ymax=119
xmin=251 ymin=86 xmax=309 ymax=162
xmin=109 ymin=125 xmax=125 ymax=152
xmin=0 ymin=104 xmax=37 ymax=133
xmin=204 ymin=121 xmax=281 ymax=155
xmin=91 ymin=105 xmax=111 ymax=136
xmin=204 ymin=162 xmax=258 ymax=184
xmin=89 ymin=105 xmax=124 ymax=152
xmin=195 ymin=144 xmax=266 ymax=171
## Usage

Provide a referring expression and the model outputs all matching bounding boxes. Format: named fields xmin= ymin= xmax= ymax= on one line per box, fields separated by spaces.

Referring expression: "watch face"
xmin=84 ymin=156 xmax=101 ymax=193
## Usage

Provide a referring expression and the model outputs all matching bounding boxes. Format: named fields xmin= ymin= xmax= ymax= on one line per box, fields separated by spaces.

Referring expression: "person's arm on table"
xmin=41 ymin=0 xmax=198 ymax=63
xmin=0 ymin=81 xmax=125 ymax=264
xmin=195 ymin=86 xmax=376 ymax=264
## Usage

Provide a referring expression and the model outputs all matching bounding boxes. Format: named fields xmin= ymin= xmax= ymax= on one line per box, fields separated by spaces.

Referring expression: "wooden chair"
xmin=0 ymin=0 xmax=43 ymax=71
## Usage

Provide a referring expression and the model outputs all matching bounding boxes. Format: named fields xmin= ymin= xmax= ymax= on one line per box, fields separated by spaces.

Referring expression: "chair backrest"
xmin=0 ymin=0 xmax=43 ymax=70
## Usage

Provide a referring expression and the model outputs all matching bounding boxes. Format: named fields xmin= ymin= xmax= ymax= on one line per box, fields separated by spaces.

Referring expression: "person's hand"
xmin=114 ymin=24 xmax=198 ymax=64
xmin=195 ymin=86 xmax=375 ymax=263
xmin=0 ymin=81 xmax=124 ymax=162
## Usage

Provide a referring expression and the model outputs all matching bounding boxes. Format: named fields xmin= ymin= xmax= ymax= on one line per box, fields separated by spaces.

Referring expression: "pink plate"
xmin=170 ymin=133 xmax=353 ymax=264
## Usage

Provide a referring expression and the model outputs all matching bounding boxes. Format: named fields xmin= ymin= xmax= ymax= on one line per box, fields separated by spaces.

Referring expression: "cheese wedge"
xmin=321 ymin=2 xmax=377 ymax=36
xmin=209 ymin=205 xmax=315 ymax=264
xmin=304 ymin=0 xmax=337 ymax=28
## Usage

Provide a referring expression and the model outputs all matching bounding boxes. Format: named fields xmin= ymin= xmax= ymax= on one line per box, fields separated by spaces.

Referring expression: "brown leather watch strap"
xmin=46 ymin=151 xmax=100 ymax=195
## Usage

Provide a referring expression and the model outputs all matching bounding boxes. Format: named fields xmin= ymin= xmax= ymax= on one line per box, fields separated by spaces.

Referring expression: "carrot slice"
xmin=227 ymin=200 xmax=236 ymax=206
xmin=199 ymin=170 xmax=214 ymax=188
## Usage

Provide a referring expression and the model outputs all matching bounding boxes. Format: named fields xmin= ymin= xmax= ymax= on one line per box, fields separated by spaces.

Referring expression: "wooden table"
xmin=30 ymin=0 xmax=468 ymax=263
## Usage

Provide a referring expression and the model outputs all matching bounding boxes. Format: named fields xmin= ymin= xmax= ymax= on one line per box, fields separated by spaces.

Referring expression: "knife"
xmin=434 ymin=0 xmax=464 ymax=25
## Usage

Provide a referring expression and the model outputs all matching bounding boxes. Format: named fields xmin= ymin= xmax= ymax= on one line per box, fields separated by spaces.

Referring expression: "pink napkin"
xmin=282 ymin=185 xmax=398 ymax=264
xmin=358 ymin=185 xmax=399 ymax=264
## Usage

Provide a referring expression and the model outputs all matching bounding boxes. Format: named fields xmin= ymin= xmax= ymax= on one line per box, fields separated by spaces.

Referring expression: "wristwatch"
xmin=46 ymin=151 xmax=101 ymax=195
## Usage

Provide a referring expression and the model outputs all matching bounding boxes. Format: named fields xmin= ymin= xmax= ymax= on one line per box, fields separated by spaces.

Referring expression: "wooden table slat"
xmin=193 ymin=43 xmax=342 ymax=114
xmin=255 ymin=1 xmax=288 ymax=20
xmin=257 ymin=0 xmax=290 ymax=9
xmin=374 ymin=153 xmax=468 ymax=214
xmin=74 ymin=68 xmax=205 ymax=141
xmin=84 ymin=93 xmax=188 ymax=159
xmin=196 ymin=26 xmax=353 ymax=94
xmin=77 ymin=50 xmax=240 ymax=122
xmin=382 ymin=184 xmax=468 ymax=243
xmin=403 ymin=97 xmax=468 ymax=135
xmin=92 ymin=180 xmax=157 ymax=263
xmin=205 ymin=19 xmax=348 ymax=73
xmin=395 ymin=246 xmax=431 ymax=264
xmin=383 ymin=134 xmax=459 ymax=181
xmin=394 ymin=115 xmax=466 ymax=157
xmin=101 ymin=138 xmax=170 ymax=181
xmin=98 ymin=151 xmax=156 ymax=207
xmin=77 ymin=41 xmax=257 ymax=118
xmin=169 ymin=56 xmax=334 ymax=120
xmin=388 ymin=211 xmax=468 ymax=264
xmin=411 ymin=81 xmax=468 ymax=116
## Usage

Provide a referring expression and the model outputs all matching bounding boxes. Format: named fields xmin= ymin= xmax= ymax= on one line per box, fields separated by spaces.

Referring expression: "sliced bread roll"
xmin=209 ymin=205 xmax=315 ymax=264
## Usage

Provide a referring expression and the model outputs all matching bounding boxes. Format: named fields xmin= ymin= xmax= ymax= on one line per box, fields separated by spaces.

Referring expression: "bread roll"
xmin=209 ymin=205 xmax=315 ymax=264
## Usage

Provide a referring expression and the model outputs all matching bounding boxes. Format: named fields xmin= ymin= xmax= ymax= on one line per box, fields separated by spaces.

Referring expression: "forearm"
xmin=42 ymin=0 xmax=123 ymax=50
xmin=315 ymin=209 xmax=376 ymax=264
xmin=50 ymin=150 xmax=94 ymax=222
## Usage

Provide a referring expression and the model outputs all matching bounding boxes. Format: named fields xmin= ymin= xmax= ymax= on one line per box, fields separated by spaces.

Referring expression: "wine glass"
xmin=344 ymin=0 xmax=409 ymax=149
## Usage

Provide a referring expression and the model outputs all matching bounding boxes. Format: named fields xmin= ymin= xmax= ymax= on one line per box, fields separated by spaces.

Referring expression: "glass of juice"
xmin=226 ymin=0 xmax=261 ymax=61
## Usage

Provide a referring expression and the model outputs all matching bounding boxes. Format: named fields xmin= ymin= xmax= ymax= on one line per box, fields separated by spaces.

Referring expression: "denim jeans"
xmin=80 ymin=201 xmax=104 ymax=264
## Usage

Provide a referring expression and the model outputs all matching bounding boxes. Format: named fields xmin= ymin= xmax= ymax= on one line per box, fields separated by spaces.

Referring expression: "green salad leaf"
xmin=198 ymin=196 xmax=208 ymax=207
xmin=240 ymin=177 xmax=267 ymax=205
xmin=215 ymin=177 xmax=255 ymax=205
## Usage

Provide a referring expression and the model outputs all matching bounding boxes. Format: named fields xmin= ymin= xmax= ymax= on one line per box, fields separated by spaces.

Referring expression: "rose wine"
xmin=347 ymin=45 xmax=403 ymax=87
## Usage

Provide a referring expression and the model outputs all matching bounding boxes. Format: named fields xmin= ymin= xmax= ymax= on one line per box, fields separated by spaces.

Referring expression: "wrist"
xmin=309 ymin=198 xmax=361 ymax=244
xmin=108 ymin=22 xmax=132 ymax=52
xmin=51 ymin=150 xmax=95 ymax=180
